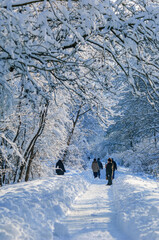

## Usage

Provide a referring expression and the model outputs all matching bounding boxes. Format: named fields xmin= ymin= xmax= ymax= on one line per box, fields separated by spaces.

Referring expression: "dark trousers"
xmin=107 ymin=174 xmax=112 ymax=185
xmin=93 ymin=172 xmax=98 ymax=178
xmin=97 ymin=170 xmax=100 ymax=178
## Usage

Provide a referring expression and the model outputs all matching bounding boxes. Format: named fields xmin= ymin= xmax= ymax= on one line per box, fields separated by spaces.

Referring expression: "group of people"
xmin=55 ymin=158 xmax=117 ymax=186
xmin=91 ymin=157 xmax=117 ymax=185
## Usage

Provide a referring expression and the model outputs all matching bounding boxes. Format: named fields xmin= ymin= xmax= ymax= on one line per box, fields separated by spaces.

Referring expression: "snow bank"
xmin=0 ymin=170 xmax=90 ymax=240
xmin=111 ymin=167 xmax=159 ymax=240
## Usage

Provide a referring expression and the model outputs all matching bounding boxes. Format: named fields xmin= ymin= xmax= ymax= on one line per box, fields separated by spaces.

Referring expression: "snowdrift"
xmin=0 ymin=170 xmax=90 ymax=240
xmin=111 ymin=168 xmax=159 ymax=240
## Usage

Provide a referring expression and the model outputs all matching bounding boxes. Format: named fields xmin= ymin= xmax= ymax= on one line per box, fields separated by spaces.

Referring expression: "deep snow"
xmin=0 ymin=166 xmax=159 ymax=240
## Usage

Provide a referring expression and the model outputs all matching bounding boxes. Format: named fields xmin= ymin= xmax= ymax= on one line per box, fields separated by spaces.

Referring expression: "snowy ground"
xmin=0 ymin=166 xmax=159 ymax=240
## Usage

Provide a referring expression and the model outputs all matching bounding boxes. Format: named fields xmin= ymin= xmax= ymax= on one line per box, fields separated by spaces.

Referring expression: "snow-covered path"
xmin=53 ymin=168 xmax=159 ymax=240
xmin=0 ymin=167 xmax=159 ymax=240
xmin=61 ymin=183 xmax=114 ymax=240
xmin=53 ymin=174 xmax=127 ymax=240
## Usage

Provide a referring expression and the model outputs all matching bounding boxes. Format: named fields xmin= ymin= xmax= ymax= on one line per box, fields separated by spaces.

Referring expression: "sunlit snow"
xmin=0 ymin=166 xmax=159 ymax=240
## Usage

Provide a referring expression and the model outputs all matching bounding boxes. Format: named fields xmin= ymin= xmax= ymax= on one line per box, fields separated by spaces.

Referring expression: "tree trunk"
xmin=154 ymin=128 xmax=157 ymax=148
xmin=62 ymin=104 xmax=91 ymax=162
xmin=62 ymin=107 xmax=81 ymax=162
xmin=17 ymin=101 xmax=49 ymax=182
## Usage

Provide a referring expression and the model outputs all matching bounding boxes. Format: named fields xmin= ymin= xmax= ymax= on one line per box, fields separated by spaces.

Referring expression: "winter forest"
xmin=0 ymin=0 xmax=159 ymax=185
xmin=0 ymin=1 xmax=159 ymax=240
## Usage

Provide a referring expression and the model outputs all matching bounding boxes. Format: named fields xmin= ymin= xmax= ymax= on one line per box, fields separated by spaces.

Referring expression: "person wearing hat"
xmin=105 ymin=158 xmax=113 ymax=185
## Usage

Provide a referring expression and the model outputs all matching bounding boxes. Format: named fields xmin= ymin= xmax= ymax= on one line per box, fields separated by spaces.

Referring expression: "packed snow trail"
xmin=53 ymin=168 xmax=159 ymax=240
xmin=53 ymin=172 xmax=127 ymax=240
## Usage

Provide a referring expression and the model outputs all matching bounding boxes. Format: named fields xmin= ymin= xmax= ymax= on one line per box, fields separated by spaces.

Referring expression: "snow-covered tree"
xmin=0 ymin=0 xmax=159 ymax=184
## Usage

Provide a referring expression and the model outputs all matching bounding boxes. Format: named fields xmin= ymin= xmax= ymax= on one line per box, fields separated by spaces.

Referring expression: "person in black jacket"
xmin=56 ymin=160 xmax=66 ymax=175
xmin=112 ymin=158 xmax=117 ymax=179
xmin=97 ymin=158 xmax=103 ymax=178
xmin=105 ymin=158 xmax=113 ymax=185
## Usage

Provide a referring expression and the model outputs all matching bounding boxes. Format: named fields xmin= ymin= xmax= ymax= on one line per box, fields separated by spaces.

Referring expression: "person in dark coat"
xmin=105 ymin=158 xmax=113 ymax=185
xmin=56 ymin=160 xmax=66 ymax=175
xmin=97 ymin=158 xmax=103 ymax=178
xmin=91 ymin=158 xmax=100 ymax=178
xmin=112 ymin=158 xmax=117 ymax=179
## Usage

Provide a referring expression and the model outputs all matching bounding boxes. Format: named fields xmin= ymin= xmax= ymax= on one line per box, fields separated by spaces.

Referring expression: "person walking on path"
xmin=112 ymin=158 xmax=117 ymax=179
xmin=91 ymin=158 xmax=100 ymax=178
xmin=97 ymin=158 xmax=103 ymax=178
xmin=105 ymin=158 xmax=113 ymax=185
xmin=56 ymin=160 xmax=66 ymax=175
